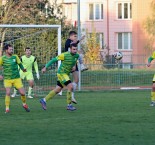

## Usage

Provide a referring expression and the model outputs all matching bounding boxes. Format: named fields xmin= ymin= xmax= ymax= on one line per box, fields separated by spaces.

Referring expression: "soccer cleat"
xmin=150 ymin=102 xmax=155 ymax=107
xmin=11 ymin=94 xmax=16 ymax=98
xmin=67 ymin=104 xmax=76 ymax=111
xmin=27 ymin=96 xmax=33 ymax=99
xmin=71 ymin=96 xmax=77 ymax=104
xmin=40 ymin=98 xmax=47 ymax=110
xmin=23 ymin=104 xmax=30 ymax=112
xmin=5 ymin=109 xmax=10 ymax=113
xmin=80 ymin=64 xmax=88 ymax=72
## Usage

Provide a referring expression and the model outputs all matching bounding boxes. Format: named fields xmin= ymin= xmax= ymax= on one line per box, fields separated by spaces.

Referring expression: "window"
xmin=117 ymin=2 xmax=132 ymax=19
xmin=117 ymin=33 xmax=132 ymax=50
xmin=88 ymin=33 xmax=104 ymax=49
xmin=89 ymin=3 xmax=103 ymax=20
xmin=96 ymin=33 xmax=104 ymax=49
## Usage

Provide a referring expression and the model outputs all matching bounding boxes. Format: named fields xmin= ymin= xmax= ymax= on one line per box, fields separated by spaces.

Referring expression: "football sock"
xmin=28 ymin=87 xmax=33 ymax=96
xmin=5 ymin=95 xmax=10 ymax=110
xmin=13 ymin=88 xmax=17 ymax=96
xmin=72 ymin=82 xmax=77 ymax=98
xmin=21 ymin=95 xmax=26 ymax=105
xmin=72 ymin=82 xmax=77 ymax=92
xmin=67 ymin=91 xmax=72 ymax=104
xmin=45 ymin=90 xmax=56 ymax=102
xmin=151 ymin=91 xmax=155 ymax=102
xmin=78 ymin=54 xmax=84 ymax=64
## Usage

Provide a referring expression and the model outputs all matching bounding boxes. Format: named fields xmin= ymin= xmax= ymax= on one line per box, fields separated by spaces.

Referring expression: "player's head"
xmin=3 ymin=44 xmax=13 ymax=56
xmin=70 ymin=43 xmax=78 ymax=55
xmin=25 ymin=47 xmax=31 ymax=57
xmin=69 ymin=31 xmax=77 ymax=41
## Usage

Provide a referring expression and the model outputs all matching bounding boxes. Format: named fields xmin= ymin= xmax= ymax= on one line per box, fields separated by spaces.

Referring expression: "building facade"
xmin=56 ymin=0 xmax=153 ymax=68
xmin=1 ymin=0 xmax=153 ymax=67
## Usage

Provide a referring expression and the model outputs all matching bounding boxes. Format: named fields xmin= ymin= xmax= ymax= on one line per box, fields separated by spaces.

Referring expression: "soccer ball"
xmin=113 ymin=52 xmax=123 ymax=60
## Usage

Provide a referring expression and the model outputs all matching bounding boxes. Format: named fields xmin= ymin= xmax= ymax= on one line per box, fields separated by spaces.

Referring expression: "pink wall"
xmin=62 ymin=0 xmax=153 ymax=64
xmin=132 ymin=0 xmax=152 ymax=64
xmin=83 ymin=0 xmax=132 ymax=61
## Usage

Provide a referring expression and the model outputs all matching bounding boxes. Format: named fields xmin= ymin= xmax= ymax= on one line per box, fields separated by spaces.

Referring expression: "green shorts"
xmin=20 ymin=71 xmax=34 ymax=81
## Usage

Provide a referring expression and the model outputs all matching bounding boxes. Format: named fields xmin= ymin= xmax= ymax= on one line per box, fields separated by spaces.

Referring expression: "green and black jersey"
xmin=45 ymin=52 xmax=79 ymax=75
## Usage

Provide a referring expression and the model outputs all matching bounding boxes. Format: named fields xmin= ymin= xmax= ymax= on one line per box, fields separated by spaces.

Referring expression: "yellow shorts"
xmin=20 ymin=71 xmax=34 ymax=80
xmin=57 ymin=73 xmax=70 ymax=87
xmin=4 ymin=78 xmax=23 ymax=89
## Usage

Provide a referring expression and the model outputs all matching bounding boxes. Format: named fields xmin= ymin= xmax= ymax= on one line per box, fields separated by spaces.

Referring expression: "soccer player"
xmin=147 ymin=49 xmax=155 ymax=106
xmin=11 ymin=47 xmax=39 ymax=98
xmin=0 ymin=44 xmax=30 ymax=113
xmin=65 ymin=30 xmax=88 ymax=104
xmin=40 ymin=43 xmax=79 ymax=111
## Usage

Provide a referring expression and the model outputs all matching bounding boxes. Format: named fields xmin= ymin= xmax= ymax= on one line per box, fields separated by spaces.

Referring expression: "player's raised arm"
xmin=65 ymin=39 xmax=72 ymax=52
xmin=16 ymin=55 xmax=26 ymax=72
xmin=42 ymin=53 xmax=65 ymax=73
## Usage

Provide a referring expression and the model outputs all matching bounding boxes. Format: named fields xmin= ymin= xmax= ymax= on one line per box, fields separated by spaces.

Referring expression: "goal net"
xmin=0 ymin=24 xmax=61 ymax=97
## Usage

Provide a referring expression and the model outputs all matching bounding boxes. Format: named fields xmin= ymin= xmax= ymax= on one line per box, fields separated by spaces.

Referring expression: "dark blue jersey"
xmin=65 ymin=39 xmax=80 ymax=52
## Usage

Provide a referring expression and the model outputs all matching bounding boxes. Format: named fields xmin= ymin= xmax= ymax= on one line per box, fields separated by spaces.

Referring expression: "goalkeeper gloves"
xmin=36 ymin=73 xmax=40 ymax=80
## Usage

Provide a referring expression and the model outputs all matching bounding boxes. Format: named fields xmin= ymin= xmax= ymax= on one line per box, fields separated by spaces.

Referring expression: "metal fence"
xmin=0 ymin=63 xmax=154 ymax=97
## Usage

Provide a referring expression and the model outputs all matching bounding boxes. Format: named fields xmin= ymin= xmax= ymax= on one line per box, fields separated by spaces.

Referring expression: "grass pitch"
xmin=0 ymin=90 xmax=155 ymax=145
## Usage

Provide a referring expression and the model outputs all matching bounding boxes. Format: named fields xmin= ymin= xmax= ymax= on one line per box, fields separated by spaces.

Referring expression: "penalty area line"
xmin=120 ymin=87 xmax=151 ymax=90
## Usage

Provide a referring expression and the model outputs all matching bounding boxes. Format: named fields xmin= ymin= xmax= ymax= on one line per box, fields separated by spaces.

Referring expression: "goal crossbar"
xmin=0 ymin=24 xmax=61 ymax=56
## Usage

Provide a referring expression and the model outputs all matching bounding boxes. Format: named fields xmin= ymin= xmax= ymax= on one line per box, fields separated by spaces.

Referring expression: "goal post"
xmin=0 ymin=24 xmax=61 ymax=97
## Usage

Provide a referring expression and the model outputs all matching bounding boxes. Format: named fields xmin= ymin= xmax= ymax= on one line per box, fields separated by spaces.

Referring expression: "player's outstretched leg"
xmin=80 ymin=63 xmax=88 ymax=72
xmin=78 ymin=54 xmax=88 ymax=72
xmin=40 ymin=98 xmax=47 ymax=110
xmin=40 ymin=90 xmax=57 ymax=110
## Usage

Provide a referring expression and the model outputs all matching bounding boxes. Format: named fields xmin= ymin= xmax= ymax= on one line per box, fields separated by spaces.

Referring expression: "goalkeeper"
xmin=65 ymin=31 xmax=88 ymax=104
xmin=11 ymin=47 xmax=39 ymax=98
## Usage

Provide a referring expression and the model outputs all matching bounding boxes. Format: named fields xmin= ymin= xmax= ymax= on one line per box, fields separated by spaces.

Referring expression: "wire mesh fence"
xmin=0 ymin=25 xmax=153 ymax=97
xmin=0 ymin=63 xmax=154 ymax=97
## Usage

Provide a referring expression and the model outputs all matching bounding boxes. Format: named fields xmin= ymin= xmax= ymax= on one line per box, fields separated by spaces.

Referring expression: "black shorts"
xmin=57 ymin=80 xmax=72 ymax=88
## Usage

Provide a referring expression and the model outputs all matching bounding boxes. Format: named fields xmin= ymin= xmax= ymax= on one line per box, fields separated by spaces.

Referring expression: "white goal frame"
xmin=0 ymin=24 xmax=61 ymax=63
xmin=0 ymin=24 xmax=62 ymax=70
xmin=0 ymin=24 xmax=62 ymax=95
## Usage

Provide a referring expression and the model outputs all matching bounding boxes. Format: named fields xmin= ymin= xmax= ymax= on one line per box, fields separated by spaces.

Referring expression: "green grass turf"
xmin=0 ymin=90 xmax=155 ymax=145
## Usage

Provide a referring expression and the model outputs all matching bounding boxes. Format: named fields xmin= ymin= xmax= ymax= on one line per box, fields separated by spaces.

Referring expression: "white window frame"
xmin=116 ymin=2 xmax=132 ymax=20
xmin=117 ymin=32 xmax=132 ymax=50
xmin=88 ymin=3 xmax=104 ymax=20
